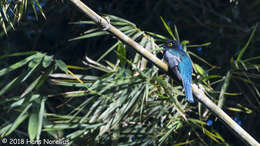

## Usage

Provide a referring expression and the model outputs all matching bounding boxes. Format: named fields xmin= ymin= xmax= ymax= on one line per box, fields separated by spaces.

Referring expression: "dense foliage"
xmin=0 ymin=0 xmax=260 ymax=145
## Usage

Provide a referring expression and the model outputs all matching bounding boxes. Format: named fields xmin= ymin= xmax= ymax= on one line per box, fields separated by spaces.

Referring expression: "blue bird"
xmin=163 ymin=40 xmax=194 ymax=102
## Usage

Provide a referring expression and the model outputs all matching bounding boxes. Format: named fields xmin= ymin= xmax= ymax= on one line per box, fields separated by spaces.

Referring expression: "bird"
xmin=163 ymin=40 xmax=194 ymax=102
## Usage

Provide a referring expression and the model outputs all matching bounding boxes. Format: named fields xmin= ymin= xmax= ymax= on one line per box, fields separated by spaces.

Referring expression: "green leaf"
xmin=34 ymin=0 xmax=46 ymax=19
xmin=0 ymin=76 xmax=21 ymax=96
xmin=3 ymin=103 xmax=31 ymax=137
xmin=42 ymin=118 xmax=62 ymax=139
xmin=0 ymin=54 xmax=36 ymax=77
xmin=111 ymin=22 xmax=129 ymax=26
xmin=243 ymin=56 xmax=260 ymax=63
xmin=35 ymin=66 xmax=54 ymax=90
xmin=201 ymin=75 xmax=222 ymax=81
xmin=65 ymin=129 xmax=86 ymax=140
xmin=194 ymin=64 xmax=207 ymax=76
xmin=218 ymin=71 xmax=231 ymax=108
xmin=70 ymin=21 xmax=96 ymax=25
xmin=131 ymin=31 xmax=145 ymax=41
xmin=107 ymin=15 xmax=136 ymax=26
xmin=17 ymin=0 xmax=24 ymax=21
xmin=0 ymin=8 xmax=7 ymax=34
xmin=160 ymin=16 xmax=176 ymax=40
xmin=146 ymin=31 xmax=169 ymax=41
xmin=236 ymin=24 xmax=257 ymax=62
xmin=117 ymin=42 xmax=127 ymax=67
xmin=44 ymin=124 xmax=79 ymax=130
xmin=31 ymin=0 xmax=38 ymax=20
xmin=10 ymin=98 xmax=26 ymax=109
xmin=42 ymin=55 xmax=53 ymax=68
xmin=28 ymin=113 xmax=38 ymax=140
xmin=0 ymin=124 xmax=12 ymax=137
xmin=0 ymin=51 xmax=37 ymax=60
xmin=36 ymin=97 xmax=46 ymax=140
xmin=84 ymin=28 xmax=100 ymax=34
xmin=187 ymin=42 xmax=212 ymax=48
xmin=22 ymin=56 xmax=43 ymax=82
xmin=57 ymin=90 xmax=90 ymax=98
xmin=28 ymin=53 xmax=44 ymax=68
xmin=69 ymin=31 xmax=109 ymax=41
xmin=204 ymin=128 xmax=225 ymax=143
xmin=189 ymin=52 xmax=217 ymax=68
xmin=119 ymin=26 xmax=133 ymax=32
xmin=174 ymin=25 xmax=180 ymax=42
xmin=97 ymin=41 xmax=120 ymax=62
xmin=112 ymin=85 xmax=144 ymax=126
xmin=49 ymin=79 xmax=87 ymax=88
xmin=20 ymin=75 xmax=43 ymax=98
xmin=55 ymin=59 xmax=68 ymax=73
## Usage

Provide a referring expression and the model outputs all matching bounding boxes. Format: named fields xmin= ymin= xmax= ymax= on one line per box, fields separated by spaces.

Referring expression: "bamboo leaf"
xmin=28 ymin=113 xmax=38 ymax=140
xmin=117 ymin=42 xmax=127 ymax=67
xmin=34 ymin=0 xmax=46 ymax=19
xmin=36 ymin=97 xmax=46 ymax=140
xmin=174 ymin=25 xmax=180 ymax=42
xmin=55 ymin=59 xmax=68 ymax=73
xmin=42 ymin=55 xmax=53 ymax=68
xmin=0 ymin=69 xmax=31 ymax=96
xmin=243 ymin=56 xmax=260 ymax=63
xmin=31 ymin=0 xmax=38 ymax=20
xmin=146 ymin=31 xmax=169 ymax=40
xmin=70 ymin=21 xmax=96 ymax=25
xmin=218 ymin=71 xmax=231 ymax=108
xmin=107 ymin=15 xmax=136 ymax=26
xmin=20 ymin=74 xmax=43 ymax=98
xmin=194 ymin=64 xmax=207 ymax=76
xmin=160 ymin=16 xmax=176 ymax=40
xmin=22 ymin=56 xmax=43 ymax=82
xmin=3 ymin=103 xmax=32 ymax=137
xmin=57 ymin=90 xmax=89 ymax=98
xmin=97 ymin=41 xmax=120 ymax=62
xmin=69 ymin=31 xmax=109 ymax=41
xmin=17 ymin=0 xmax=25 ymax=21
xmin=204 ymin=128 xmax=224 ymax=143
xmin=189 ymin=52 xmax=217 ymax=68
xmin=0 ymin=54 xmax=36 ymax=77
xmin=0 ymin=51 xmax=37 ymax=60
xmin=236 ymin=24 xmax=257 ymax=62
xmin=187 ymin=42 xmax=212 ymax=48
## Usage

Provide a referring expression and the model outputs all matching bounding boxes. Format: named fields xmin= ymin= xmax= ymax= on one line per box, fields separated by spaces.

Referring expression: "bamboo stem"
xmin=192 ymin=84 xmax=259 ymax=146
xmin=69 ymin=0 xmax=260 ymax=145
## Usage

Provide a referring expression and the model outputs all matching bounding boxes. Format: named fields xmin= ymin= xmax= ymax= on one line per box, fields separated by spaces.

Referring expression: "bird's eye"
xmin=168 ymin=42 xmax=173 ymax=47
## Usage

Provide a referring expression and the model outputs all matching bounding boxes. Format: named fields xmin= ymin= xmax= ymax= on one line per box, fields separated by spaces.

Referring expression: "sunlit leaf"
xmin=56 ymin=59 xmax=68 ymax=73
xmin=117 ymin=42 xmax=127 ymax=67
xmin=28 ymin=113 xmax=38 ymax=140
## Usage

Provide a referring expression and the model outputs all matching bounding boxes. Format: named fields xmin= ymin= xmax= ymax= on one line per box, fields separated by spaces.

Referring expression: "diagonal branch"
xmin=69 ymin=0 xmax=260 ymax=145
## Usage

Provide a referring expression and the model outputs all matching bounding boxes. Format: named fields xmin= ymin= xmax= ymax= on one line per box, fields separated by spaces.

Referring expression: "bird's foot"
xmin=98 ymin=16 xmax=110 ymax=31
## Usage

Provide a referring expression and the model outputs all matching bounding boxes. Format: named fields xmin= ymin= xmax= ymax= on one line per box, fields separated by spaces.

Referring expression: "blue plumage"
xmin=163 ymin=40 xmax=194 ymax=102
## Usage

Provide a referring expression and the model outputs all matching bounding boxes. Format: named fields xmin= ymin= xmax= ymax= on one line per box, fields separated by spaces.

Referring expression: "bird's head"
xmin=163 ymin=40 xmax=182 ymax=50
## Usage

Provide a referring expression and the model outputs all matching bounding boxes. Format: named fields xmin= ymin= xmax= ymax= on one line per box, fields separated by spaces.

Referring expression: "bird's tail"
xmin=183 ymin=79 xmax=194 ymax=103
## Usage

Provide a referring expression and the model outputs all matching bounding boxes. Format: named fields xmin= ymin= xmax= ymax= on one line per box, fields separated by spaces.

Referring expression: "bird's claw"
xmin=99 ymin=16 xmax=110 ymax=31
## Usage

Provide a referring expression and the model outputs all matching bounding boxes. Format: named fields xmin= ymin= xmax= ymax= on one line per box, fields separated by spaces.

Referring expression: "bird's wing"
xmin=164 ymin=50 xmax=182 ymax=80
xmin=164 ymin=50 xmax=181 ymax=67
